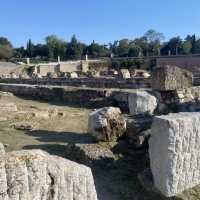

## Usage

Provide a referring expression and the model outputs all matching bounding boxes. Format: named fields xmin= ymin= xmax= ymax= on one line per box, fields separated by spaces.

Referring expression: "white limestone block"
xmin=149 ymin=112 xmax=200 ymax=197
xmin=128 ymin=91 xmax=157 ymax=115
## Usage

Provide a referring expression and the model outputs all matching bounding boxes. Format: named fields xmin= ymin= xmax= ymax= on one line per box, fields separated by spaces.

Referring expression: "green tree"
xmin=117 ymin=39 xmax=130 ymax=57
xmin=26 ymin=39 xmax=34 ymax=57
xmin=45 ymin=35 xmax=67 ymax=60
xmin=0 ymin=37 xmax=13 ymax=60
xmin=66 ymin=35 xmax=84 ymax=60
xmin=181 ymin=41 xmax=192 ymax=54
xmin=87 ymin=41 xmax=109 ymax=58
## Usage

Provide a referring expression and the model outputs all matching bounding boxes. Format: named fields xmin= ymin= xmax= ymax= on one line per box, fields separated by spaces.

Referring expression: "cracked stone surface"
xmin=149 ymin=112 xmax=200 ymax=197
xmin=0 ymin=149 xmax=97 ymax=200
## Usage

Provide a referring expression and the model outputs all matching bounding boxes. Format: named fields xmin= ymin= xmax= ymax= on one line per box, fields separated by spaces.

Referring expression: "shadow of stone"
xmin=25 ymin=130 xmax=95 ymax=144
xmin=23 ymin=144 xmax=67 ymax=158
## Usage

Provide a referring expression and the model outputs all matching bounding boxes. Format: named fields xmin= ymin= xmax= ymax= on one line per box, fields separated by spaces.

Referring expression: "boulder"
xmin=128 ymin=91 xmax=157 ymax=115
xmin=0 ymin=149 xmax=97 ymax=200
xmin=149 ymin=112 xmax=200 ymax=197
xmin=65 ymin=143 xmax=115 ymax=167
xmin=88 ymin=107 xmax=126 ymax=142
xmin=152 ymin=65 xmax=193 ymax=91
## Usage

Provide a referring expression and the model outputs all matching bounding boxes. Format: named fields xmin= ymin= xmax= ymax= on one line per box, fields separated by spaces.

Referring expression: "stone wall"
xmin=156 ymin=55 xmax=200 ymax=74
xmin=0 ymin=77 xmax=151 ymax=89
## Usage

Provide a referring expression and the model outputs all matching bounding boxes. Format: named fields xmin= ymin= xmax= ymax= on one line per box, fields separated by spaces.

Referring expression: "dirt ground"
xmin=1 ymin=93 xmax=198 ymax=200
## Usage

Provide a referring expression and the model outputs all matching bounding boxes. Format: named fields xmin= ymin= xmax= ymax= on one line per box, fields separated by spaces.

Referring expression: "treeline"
xmin=1 ymin=29 xmax=200 ymax=61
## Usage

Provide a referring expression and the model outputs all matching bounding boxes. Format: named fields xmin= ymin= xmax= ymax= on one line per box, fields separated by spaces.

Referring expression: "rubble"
xmin=65 ymin=143 xmax=115 ymax=167
xmin=88 ymin=107 xmax=126 ymax=142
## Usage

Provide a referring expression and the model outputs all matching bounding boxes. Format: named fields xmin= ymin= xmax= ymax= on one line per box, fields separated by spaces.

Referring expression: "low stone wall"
xmin=0 ymin=77 xmax=151 ymax=89
xmin=0 ymin=83 xmax=136 ymax=111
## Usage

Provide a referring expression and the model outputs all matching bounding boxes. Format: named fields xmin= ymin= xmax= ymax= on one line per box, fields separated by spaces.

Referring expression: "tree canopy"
xmin=2 ymin=30 xmax=200 ymax=61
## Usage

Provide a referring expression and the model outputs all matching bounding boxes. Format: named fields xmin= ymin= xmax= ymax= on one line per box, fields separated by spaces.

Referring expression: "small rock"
xmin=65 ymin=143 xmax=115 ymax=167
xmin=10 ymin=122 xmax=37 ymax=131
xmin=88 ymin=107 xmax=126 ymax=142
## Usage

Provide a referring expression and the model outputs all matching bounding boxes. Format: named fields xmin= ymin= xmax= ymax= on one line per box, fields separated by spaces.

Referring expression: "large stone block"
xmin=152 ymin=65 xmax=193 ymax=91
xmin=0 ymin=149 xmax=97 ymax=200
xmin=128 ymin=91 xmax=157 ymax=115
xmin=149 ymin=112 xmax=200 ymax=197
xmin=88 ymin=107 xmax=126 ymax=141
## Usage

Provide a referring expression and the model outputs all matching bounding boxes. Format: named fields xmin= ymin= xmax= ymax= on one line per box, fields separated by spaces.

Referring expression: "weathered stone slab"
xmin=152 ymin=65 xmax=193 ymax=91
xmin=0 ymin=149 xmax=97 ymax=200
xmin=88 ymin=107 xmax=126 ymax=142
xmin=128 ymin=91 xmax=157 ymax=115
xmin=149 ymin=112 xmax=200 ymax=197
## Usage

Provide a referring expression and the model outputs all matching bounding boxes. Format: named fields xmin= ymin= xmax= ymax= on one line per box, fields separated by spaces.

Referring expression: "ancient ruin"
xmin=1 ymin=58 xmax=200 ymax=200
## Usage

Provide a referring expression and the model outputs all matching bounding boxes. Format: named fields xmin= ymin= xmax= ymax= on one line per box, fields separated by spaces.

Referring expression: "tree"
xmin=128 ymin=43 xmax=142 ymax=57
xmin=181 ymin=41 xmax=192 ymax=54
xmin=87 ymin=41 xmax=109 ymax=58
xmin=161 ymin=37 xmax=182 ymax=55
xmin=45 ymin=35 xmax=67 ymax=60
xmin=144 ymin=29 xmax=165 ymax=44
xmin=133 ymin=37 xmax=148 ymax=56
xmin=26 ymin=39 xmax=34 ymax=57
xmin=117 ymin=39 xmax=130 ymax=57
xmin=0 ymin=37 xmax=13 ymax=60
xmin=66 ymin=35 xmax=84 ymax=60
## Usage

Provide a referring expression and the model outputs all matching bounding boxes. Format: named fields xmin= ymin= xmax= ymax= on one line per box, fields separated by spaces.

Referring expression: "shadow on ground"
xmin=22 ymin=129 xmax=160 ymax=200
xmin=25 ymin=130 xmax=94 ymax=144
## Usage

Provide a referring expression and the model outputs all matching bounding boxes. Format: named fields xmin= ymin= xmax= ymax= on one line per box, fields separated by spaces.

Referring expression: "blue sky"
xmin=1 ymin=0 xmax=200 ymax=47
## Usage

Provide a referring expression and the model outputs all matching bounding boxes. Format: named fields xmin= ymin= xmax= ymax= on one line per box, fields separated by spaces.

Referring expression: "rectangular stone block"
xmin=152 ymin=65 xmax=193 ymax=91
xmin=149 ymin=112 xmax=200 ymax=197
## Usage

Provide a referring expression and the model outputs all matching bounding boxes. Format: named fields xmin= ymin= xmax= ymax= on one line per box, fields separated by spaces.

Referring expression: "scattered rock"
xmin=0 ymin=149 xmax=97 ymax=200
xmin=10 ymin=122 xmax=37 ymax=131
xmin=88 ymin=107 xmax=126 ymax=142
xmin=65 ymin=143 xmax=115 ymax=167
xmin=128 ymin=91 xmax=157 ymax=115
xmin=0 ymin=102 xmax=17 ymax=112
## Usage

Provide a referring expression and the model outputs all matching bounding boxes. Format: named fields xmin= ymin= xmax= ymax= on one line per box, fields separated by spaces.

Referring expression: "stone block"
xmin=0 ymin=149 xmax=97 ymax=200
xmin=149 ymin=112 xmax=200 ymax=197
xmin=128 ymin=91 xmax=157 ymax=115
xmin=88 ymin=107 xmax=126 ymax=142
xmin=152 ymin=65 xmax=193 ymax=91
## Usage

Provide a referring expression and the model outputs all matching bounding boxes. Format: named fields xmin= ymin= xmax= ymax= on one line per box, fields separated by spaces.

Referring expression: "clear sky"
xmin=1 ymin=0 xmax=200 ymax=47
